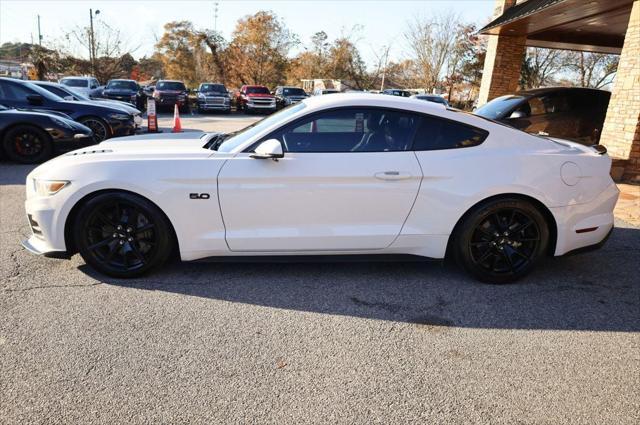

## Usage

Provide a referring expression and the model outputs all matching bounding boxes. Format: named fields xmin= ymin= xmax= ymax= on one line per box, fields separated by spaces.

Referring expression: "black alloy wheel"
xmin=79 ymin=117 xmax=110 ymax=142
xmin=74 ymin=192 xmax=173 ymax=278
xmin=2 ymin=125 xmax=52 ymax=163
xmin=454 ymin=198 xmax=549 ymax=283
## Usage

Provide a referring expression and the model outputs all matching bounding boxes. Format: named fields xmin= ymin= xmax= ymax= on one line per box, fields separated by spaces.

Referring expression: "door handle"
xmin=374 ymin=171 xmax=412 ymax=181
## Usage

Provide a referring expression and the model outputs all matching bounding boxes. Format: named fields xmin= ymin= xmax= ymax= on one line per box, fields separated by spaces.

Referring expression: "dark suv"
xmin=0 ymin=77 xmax=136 ymax=142
xmin=102 ymin=79 xmax=144 ymax=110
xmin=153 ymin=80 xmax=189 ymax=112
xmin=474 ymin=87 xmax=611 ymax=145
xmin=196 ymin=83 xmax=230 ymax=113
xmin=274 ymin=86 xmax=308 ymax=109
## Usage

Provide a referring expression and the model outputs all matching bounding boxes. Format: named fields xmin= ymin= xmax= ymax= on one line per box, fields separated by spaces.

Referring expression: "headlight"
xmin=197 ymin=93 xmax=205 ymax=99
xmin=50 ymin=116 xmax=73 ymax=129
xmin=130 ymin=94 xmax=137 ymax=101
xmin=33 ymin=179 xmax=69 ymax=197
xmin=108 ymin=113 xmax=131 ymax=120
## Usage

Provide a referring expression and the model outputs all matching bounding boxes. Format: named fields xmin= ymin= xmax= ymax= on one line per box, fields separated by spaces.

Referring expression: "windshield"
xmin=65 ymin=87 xmax=90 ymax=100
xmin=157 ymin=81 xmax=186 ymax=91
xmin=107 ymin=80 xmax=138 ymax=90
xmin=61 ymin=78 xmax=89 ymax=88
xmin=216 ymin=102 xmax=307 ymax=152
xmin=246 ymin=86 xmax=270 ymax=94
xmin=200 ymin=84 xmax=226 ymax=93
xmin=283 ymin=88 xmax=306 ymax=96
xmin=475 ymin=95 xmax=525 ymax=120
xmin=24 ymin=81 xmax=64 ymax=101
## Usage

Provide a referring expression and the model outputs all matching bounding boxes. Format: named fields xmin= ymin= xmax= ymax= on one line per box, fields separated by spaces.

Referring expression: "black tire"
xmin=74 ymin=192 xmax=174 ymax=278
xmin=2 ymin=125 xmax=53 ymax=164
xmin=452 ymin=198 xmax=549 ymax=284
xmin=78 ymin=116 xmax=111 ymax=142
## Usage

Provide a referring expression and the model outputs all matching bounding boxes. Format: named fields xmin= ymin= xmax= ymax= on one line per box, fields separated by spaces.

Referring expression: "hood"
xmin=93 ymin=100 xmax=140 ymax=114
xmin=247 ymin=93 xmax=273 ymax=98
xmin=5 ymin=107 xmax=73 ymax=120
xmin=61 ymin=100 xmax=132 ymax=115
xmin=156 ymin=90 xmax=185 ymax=95
xmin=104 ymin=88 xmax=137 ymax=95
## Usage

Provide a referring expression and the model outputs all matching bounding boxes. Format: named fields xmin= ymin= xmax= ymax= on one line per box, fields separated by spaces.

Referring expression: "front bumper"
xmin=551 ymin=182 xmax=619 ymax=256
xmin=246 ymin=102 xmax=276 ymax=110
xmin=198 ymin=101 xmax=231 ymax=111
xmin=108 ymin=118 xmax=137 ymax=137
xmin=104 ymin=94 xmax=136 ymax=105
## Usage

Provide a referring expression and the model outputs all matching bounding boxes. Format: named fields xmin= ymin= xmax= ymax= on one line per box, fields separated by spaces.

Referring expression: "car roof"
xmin=108 ymin=79 xmax=136 ymax=82
xmin=157 ymin=80 xmax=184 ymax=83
xmin=516 ymin=86 xmax=609 ymax=97
xmin=60 ymin=76 xmax=94 ymax=80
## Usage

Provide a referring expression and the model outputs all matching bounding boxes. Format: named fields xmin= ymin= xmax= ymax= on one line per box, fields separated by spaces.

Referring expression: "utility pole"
xmin=89 ymin=8 xmax=100 ymax=74
xmin=37 ymin=15 xmax=42 ymax=45
xmin=213 ymin=1 xmax=219 ymax=32
xmin=380 ymin=45 xmax=390 ymax=92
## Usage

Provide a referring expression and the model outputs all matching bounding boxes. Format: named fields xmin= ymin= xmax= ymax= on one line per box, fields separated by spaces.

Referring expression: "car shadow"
xmin=0 ymin=162 xmax=37 ymax=185
xmin=83 ymin=225 xmax=640 ymax=332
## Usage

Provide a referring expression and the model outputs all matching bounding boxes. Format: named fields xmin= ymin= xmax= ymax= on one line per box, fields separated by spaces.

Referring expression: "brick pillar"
xmin=600 ymin=0 xmax=640 ymax=182
xmin=477 ymin=0 xmax=527 ymax=106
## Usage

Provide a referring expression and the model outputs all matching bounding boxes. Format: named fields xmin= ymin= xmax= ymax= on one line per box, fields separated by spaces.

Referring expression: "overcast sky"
xmin=0 ymin=0 xmax=495 ymax=64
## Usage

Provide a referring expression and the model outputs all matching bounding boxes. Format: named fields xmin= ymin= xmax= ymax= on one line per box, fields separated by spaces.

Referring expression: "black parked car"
xmin=0 ymin=78 xmax=136 ymax=142
xmin=474 ymin=87 xmax=611 ymax=145
xmin=410 ymin=94 xmax=449 ymax=107
xmin=383 ymin=89 xmax=412 ymax=97
xmin=196 ymin=82 xmax=231 ymax=113
xmin=0 ymin=104 xmax=93 ymax=163
xmin=274 ymin=86 xmax=308 ymax=109
xmin=102 ymin=79 xmax=145 ymax=110
xmin=33 ymin=81 xmax=142 ymax=118
xmin=153 ymin=80 xmax=189 ymax=112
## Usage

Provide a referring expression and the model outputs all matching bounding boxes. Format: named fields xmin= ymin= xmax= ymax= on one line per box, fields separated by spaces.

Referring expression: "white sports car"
xmin=22 ymin=94 xmax=618 ymax=283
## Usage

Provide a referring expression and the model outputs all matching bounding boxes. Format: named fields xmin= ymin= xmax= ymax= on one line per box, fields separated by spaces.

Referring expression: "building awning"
xmin=479 ymin=0 xmax=635 ymax=54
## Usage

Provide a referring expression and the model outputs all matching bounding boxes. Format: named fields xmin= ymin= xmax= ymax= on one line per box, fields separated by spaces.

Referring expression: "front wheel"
xmin=452 ymin=198 xmax=549 ymax=284
xmin=74 ymin=192 xmax=174 ymax=278
xmin=2 ymin=125 xmax=52 ymax=163
xmin=78 ymin=117 xmax=111 ymax=142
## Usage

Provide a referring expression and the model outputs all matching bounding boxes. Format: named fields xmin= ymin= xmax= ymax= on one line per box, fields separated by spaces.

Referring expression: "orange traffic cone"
xmin=172 ymin=104 xmax=182 ymax=133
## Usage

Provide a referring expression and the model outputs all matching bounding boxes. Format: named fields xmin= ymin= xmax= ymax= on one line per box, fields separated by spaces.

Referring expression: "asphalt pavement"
xmin=1 ymin=122 xmax=639 ymax=423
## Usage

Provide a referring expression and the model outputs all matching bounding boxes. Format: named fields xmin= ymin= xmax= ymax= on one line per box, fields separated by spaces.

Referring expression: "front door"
xmin=217 ymin=107 xmax=423 ymax=252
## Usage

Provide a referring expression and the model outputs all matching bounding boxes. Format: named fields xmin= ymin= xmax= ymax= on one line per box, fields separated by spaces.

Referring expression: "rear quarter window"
xmin=412 ymin=115 xmax=488 ymax=151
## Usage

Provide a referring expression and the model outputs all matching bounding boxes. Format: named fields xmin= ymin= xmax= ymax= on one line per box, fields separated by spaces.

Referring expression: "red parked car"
xmin=234 ymin=85 xmax=276 ymax=114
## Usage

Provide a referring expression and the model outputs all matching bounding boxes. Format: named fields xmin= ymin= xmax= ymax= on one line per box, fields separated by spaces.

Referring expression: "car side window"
xmin=539 ymin=93 xmax=570 ymax=114
xmin=268 ymin=108 xmax=419 ymax=153
xmin=0 ymin=82 xmax=34 ymax=101
xmin=412 ymin=115 xmax=488 ymax=151
xmin=527 ymin=97 xmax=546 ymax=116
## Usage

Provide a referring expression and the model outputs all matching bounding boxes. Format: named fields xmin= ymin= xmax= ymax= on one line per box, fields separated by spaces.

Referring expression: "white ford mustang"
xmin=22 ymin=94 xmax=619 ymax=283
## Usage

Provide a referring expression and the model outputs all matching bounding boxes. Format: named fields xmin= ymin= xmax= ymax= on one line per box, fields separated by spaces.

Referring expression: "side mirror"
xmin=27 ymin=94 xmax=44 ymax=106
xmin=509 ymin=110 xmax=527 ymax=119
xmin=250 ymin=139 xmax=284 ymax=160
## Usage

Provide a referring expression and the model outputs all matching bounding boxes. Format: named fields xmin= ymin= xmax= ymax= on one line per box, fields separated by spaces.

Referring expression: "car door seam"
xmin=216 ymin=157 xmax=233 ymax=251
xmin=385 ymin=151 xmax=424 ymax=249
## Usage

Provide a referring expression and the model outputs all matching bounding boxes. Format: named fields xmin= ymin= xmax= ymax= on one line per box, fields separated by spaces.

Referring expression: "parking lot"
xmin=1 ymin=115 xmax=639 ymax=424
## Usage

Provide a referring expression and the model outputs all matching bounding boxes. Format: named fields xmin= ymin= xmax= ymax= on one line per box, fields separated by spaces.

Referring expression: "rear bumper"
xmin=551 ymin=182 xmax=619 ymax=256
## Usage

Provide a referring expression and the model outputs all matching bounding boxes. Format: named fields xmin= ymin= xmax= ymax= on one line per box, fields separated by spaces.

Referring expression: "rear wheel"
xmin=78 ymin=117 xmax=111 ymax=142
xmin=74 ymin=192 xmax=174 ymax=278
xmin=453 ymin=198 xmax=549 ymax=284
xmin=2 ymin=125 xmax=52 ymax=163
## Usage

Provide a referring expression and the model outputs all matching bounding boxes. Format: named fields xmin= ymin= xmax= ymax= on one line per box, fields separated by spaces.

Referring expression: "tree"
xmin=225 ymin=11 xmax=298 ymax=87
xmin=567 ymin=52 xmax=618 ymax=88
xmin=155 ymin=21 xmax=200 ymax=86
xmin=195 ymin=30 xmax=229 ymax=85
xmin=405 ymin=12 xmax=460 ymax=91
xmin=326 ymin=37 xmax=371 ymax=90
xmin=519 ymin=47 xmax=572 ymax=89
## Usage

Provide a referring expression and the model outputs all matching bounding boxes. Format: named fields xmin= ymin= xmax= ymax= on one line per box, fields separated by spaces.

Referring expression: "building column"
xmin=600 ymin=0 xmax=640 ymax=182
xmin=477 ymin=0 xmax=527 ymax=106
